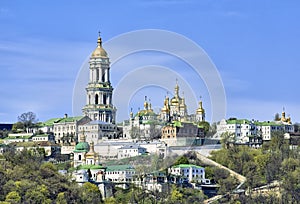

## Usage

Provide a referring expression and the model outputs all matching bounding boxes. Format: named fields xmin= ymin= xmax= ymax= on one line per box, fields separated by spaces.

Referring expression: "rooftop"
xmin=79 ymin=164 xmax=105 ymax=170
xmin=172 ymin=164 xmax=204 ymax=169
xmin=106 ymin=165 xmax=135 ymax=172
xmin=119 ymin=144 xmax=146 ymax=150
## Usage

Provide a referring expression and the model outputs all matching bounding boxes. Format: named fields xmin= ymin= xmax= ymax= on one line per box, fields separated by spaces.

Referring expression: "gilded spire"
xmin=196 ymin=97 xmax=205 ymax=114
xmin=97 ymin=31 xmax=102 ymax=47
xmin=92 ymin=31 xmax=108 ymax=57
xmin=144 ymin=96 xmax=149 ymax=110
xmin=175 ymin=79 xmax=179 ymax=97
xmin=130 ymin=107 xmax=133 ymax=118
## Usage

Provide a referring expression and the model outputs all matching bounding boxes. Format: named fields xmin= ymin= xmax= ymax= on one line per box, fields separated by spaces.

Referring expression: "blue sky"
xmin=1 ymin=0 xmax=300 ymax=123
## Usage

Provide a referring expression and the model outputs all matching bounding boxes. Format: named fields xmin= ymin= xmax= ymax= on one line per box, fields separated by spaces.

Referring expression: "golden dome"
xmin=85 ymin=142 xmax=97 ymax=158
xmin=91 ymin=36 xmax=108 ymax=58
xmin=196 ymin=101 xmax=205 ymax=113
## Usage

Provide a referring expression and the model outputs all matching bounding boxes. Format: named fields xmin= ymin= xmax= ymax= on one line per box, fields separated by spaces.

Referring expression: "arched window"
xmin=102 ymin=70 xmax=105 ymax=82
xmin=88 ymin=95 xmax=91 ymax=104
xmin=96 ymin=69 xmax=99 ymax=81
xmin=95 ymin=94 xmax=99 ymax=104
xmin=79 ymin=155 xmax=81 ymax=161
xmin=103 ymin=94 xmax=107 ymax=105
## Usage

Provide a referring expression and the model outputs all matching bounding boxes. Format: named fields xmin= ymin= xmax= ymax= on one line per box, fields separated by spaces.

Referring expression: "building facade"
xmin=117 ymin=144 xmax=147 ymax=159
xmin=168 ymin=164 xmax=206 ymax=183
xmin=161 ymin=121 xmax=204 ymax=146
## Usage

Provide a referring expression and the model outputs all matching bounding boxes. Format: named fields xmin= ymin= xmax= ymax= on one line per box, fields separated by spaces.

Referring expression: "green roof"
xmin=74 ymin=142 xmax=89 ymax=152
xmin=254 ymin=121 xmax=283 ymax=126
xmin=151 ymin=170 xmax=166 ymax=176
xmin=106 ymin=165 xmax=135 ymax=172
xmin=79 ymin=164 xmax=105 ymax=170
xmin=40 ymin=118 xmax=61 ymax=127
xmin=172 ymin=164 xmax=203 ymax=169
xmin=134 ymin=110 xmax=157 ymax=118
xmin=4 ymin=135 xmax=32 ymax=140
xmin=173 ymin=121 xmax=183 ymax=127
xmin=227 ymin=119 xmax=250 ymax=124
xmin=55 ymin=116 xmax=85 ymax=124
xmin=33 ymin=134 xmax=49 ymax=137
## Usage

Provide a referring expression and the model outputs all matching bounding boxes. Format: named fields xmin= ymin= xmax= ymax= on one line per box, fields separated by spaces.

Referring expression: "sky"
xmin=1 ymin=0 xmax=300 ymax=123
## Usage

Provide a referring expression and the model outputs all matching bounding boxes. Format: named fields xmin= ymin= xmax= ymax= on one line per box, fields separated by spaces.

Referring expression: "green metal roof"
xmin=173 ymin=121 xmax=183 ymax=127
xmin=254 ymin=121 xmax=283 ymax=126
xmin=172 ymin=164 xmax=203 ymax=169
xmin=106 ymin=165 xmax=135 ymax=172
xmin=79 ymin=164 xmax=105 ymax=170
xmin=134 ymin=110 xmax=157 ymax=118
xmin=4 ymin=135 xmax=33 ymax=140
xmin=41 ymin=118 xmax=61 ymax=126
xmin=55 ymin=116 xmax=85 ymax=124
xmin=226 ymin=119 xmax=250 ymax=124
xmin=33 ymin=134 xmax=49 ymax=137
xmin=74 ymin=142 xmax=89 ymax=152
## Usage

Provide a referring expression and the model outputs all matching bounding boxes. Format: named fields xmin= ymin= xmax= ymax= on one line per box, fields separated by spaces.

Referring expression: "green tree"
xmin=104 ymin=197 xmax=117 ymax=204
xmin=173 ymin=155 xmax=189 ymax=166
xmin=281 ymin=167 xmax=300 ymax=202
xmin=24 ymin=184 xmax=51 ymax=204
xmin=170 ymin=185 xmax=183 ymax=203
xmin=220 ymin=131 xmax=235 ymax=148
xmin=198 ymin=121 xmax=210 ymax=135
xmin=81 ymin=182 xmax=102 ymax=203
xmin=5 ymin=191 xmax=21 ymax=204
xmin=11 ymin=122 xmax=25 ymax=133
xmin=56 ymin=192 xmax=68 ymax=204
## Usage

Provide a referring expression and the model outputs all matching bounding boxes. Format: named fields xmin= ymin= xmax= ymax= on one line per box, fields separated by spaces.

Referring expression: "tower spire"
xmin=97 ymin=31 xmax=102 ymax=47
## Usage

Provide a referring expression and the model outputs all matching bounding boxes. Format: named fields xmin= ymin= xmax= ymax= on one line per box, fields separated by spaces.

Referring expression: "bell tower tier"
xmin=82 ymin=33 xmax=117 ymax=124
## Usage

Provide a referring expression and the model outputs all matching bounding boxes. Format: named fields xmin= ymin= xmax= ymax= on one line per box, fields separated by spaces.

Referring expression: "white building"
xmin=78 ymin=120 xmax=118 ymax=144
xmin=53 ymin=115 xmax=91 ymax=144
xmin=73 ymin=134 xmax=100 ymax=168
xmin=3 ymin=133 xmax=33 ymax=144
xmin=217 ymin=119 xmax=256 ymax=144
xmin=168 ymin=164 xmax=205 ymax=183
xmin=105 ymin=165 xmax=135 ymax=188
xmin=117 ymin=144 xmax=147 ymax=159
xmin=217 ymin=114 xmax=294 ymax=145
xmin=32 ymin=134 xmax=55 ymax=142
xmin=123 ymin=97 xmax=162 ymax=140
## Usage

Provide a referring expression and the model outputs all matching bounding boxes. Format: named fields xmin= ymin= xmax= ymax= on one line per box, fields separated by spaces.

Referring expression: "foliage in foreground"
xmin=210 ymin=131 xmax=300 ymax=203
xmin=0 ymin=148 xmax=102 ymax=204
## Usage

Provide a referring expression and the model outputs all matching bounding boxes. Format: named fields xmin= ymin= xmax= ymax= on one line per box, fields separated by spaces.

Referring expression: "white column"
xmin=90 ymin=67 xmax=93 ymax=81
xmin=105 ymin=69 xmax=108 ymax=82
xmin=99 ymin=68 xmax=103 ymax=83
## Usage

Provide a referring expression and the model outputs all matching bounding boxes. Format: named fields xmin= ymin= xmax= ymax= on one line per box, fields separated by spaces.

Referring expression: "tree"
xmin=11 ymin=122 xmax=25 ymax=133
xmin=220 ymin=131 xmax=235 ymax=148
xmin=173 ymin=155 xmax=189 ymax=166
xmin=5 ymin=191 xmax=21 ymax=204
xmin=17 ymin=111 xmax=37 ymax=133
xmin=81 ymin=182 xmax=102 ymax=203
xmin=170 ymin=185 xmax=183 ymax=203
xmin=198 ymin=121 xmax=210 ymax=136
xmin=56 ymin=192 xmax=68 ymax=204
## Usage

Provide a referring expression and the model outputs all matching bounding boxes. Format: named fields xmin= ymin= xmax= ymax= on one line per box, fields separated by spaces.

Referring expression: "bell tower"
xmin=82 ymin=33 xmax=117 ymax=123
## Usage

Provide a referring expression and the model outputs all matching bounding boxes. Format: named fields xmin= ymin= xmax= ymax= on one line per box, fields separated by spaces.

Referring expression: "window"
xmin=95 ymin=94 xmax=99 ymax=104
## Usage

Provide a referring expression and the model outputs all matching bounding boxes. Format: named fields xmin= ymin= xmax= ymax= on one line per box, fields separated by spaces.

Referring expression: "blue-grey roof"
xmin=119 ymin=144 xmax=146 ymax=150
xmin=87 ymin=120 xmax=111 ymax=125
